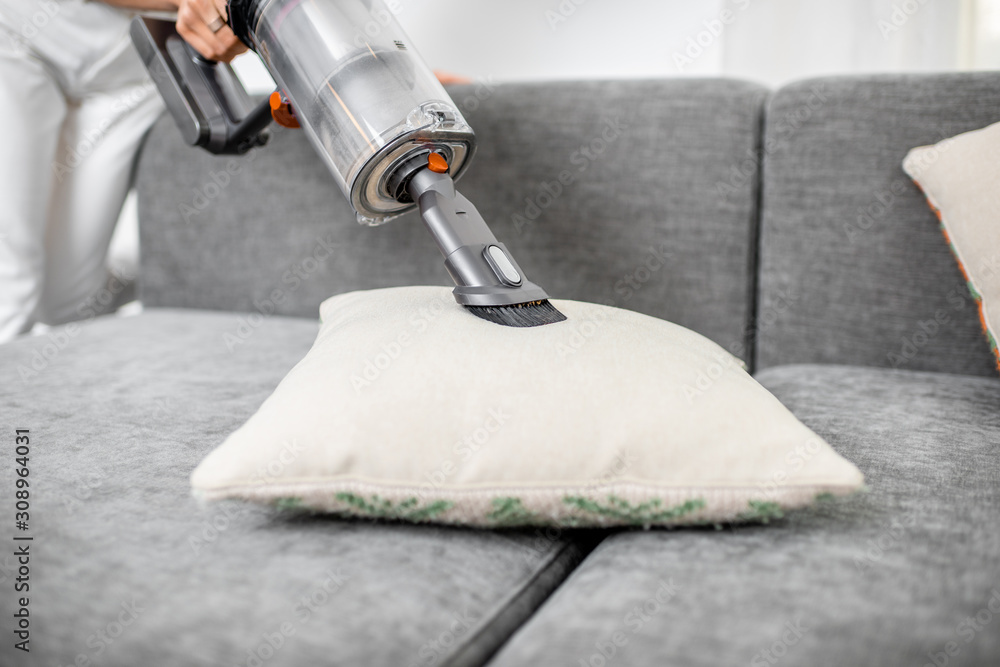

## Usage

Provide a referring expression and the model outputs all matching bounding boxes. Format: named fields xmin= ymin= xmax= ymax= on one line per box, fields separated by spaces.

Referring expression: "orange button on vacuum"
xmin=269 ymin=91 xmax=300 ymax=129
xmin=428 ymin=152 xmax=449 ymax=174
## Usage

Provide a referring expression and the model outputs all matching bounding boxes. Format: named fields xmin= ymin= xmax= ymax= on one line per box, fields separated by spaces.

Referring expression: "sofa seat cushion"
xmin=0 ymin=310 xmax=589 ymax=667
xmin=486 ymin=365 xmax=1000 ymax=667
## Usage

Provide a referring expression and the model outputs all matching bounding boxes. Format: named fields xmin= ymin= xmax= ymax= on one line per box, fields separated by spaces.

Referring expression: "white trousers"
xmin=0 ymin=0 xmax=164 ymax=342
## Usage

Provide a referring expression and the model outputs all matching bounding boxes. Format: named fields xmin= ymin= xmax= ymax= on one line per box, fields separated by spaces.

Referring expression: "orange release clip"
xmin=269 ymin=91 xmax=300 ymax=129
xmin=428 ymin=152 xmax=449 ymax=174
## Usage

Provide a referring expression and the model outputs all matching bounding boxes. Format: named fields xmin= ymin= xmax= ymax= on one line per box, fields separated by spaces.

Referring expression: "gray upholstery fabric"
xmin=488 ymin=364 xmax=1000 ymax=667
xmin=756 ymin=73 xmax=1000 ymax=377
xmin=137 ymin=79 xmax=767 ymax=359
xmin=0 ymin=311 xmax=588 ymax=667
xmin=15 ymin=73 xmax=998 ymax=667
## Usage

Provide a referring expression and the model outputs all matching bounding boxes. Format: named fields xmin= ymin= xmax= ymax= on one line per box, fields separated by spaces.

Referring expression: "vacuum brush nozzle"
xmin=404 ymin=158 xmax=567 ymax=328
xmin=463 ymin=299 xmax=568 ymax=328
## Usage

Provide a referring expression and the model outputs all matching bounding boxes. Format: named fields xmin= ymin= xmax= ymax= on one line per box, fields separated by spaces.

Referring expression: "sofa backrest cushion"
xmin=755 ymin=73 xmax=1000 ymax=377
xmin=136 ymin=79 xmax=767 ymax=360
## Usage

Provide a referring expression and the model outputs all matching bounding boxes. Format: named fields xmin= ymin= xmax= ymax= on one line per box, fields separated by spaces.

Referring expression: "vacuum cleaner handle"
xmin=130 ymin=17 xmax=272 ymax=155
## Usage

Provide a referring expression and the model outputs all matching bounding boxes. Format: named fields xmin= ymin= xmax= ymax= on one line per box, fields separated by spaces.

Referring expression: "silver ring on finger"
xmin=208 ymin=16 xmax=226 ymax=33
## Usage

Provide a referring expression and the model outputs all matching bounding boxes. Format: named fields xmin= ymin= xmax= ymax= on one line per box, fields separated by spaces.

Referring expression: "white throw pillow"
xmin=903 ymin=122 xmax=1000 ymax=371
xmin=191 ymin=286 xmax=863 ymax=527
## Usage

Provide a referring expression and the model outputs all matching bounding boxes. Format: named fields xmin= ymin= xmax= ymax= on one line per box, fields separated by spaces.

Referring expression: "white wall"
xmin=233 ymin=0 xmax=730 ymax=92
xmin=396 ymin=0 xmax=727 ymax=81
xmin=970 ymin=0 xmax=1000 ymax=67
xmin=721 ymin=0 xmax=970 ymax=87
xmin=234 ymin=0 xmax=999 ymax=92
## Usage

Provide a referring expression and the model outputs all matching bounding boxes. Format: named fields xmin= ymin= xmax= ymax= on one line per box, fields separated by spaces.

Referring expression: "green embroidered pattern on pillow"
xmin=489 ymin=497 xmax=541 ymax=525
xmin=736 ymin=500 xmax=785 ymax=524
xmin=302 ymin=493 xmax=457 ymax=521
xmin=272 ymin=493 xmax=799 ymax=527
xmin=563 ymin=496 xmax=706 ymax=525
xmin=275 ymin=497 xmax=305 ymax=511
xmin=335 ymin=493 xmax=454 ymax=521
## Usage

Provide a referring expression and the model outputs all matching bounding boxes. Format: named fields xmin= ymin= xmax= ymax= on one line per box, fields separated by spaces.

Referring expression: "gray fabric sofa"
xmin=2 ymin=73 xmax=998 ymax=667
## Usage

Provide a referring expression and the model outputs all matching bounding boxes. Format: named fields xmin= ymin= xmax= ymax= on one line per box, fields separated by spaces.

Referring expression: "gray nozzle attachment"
xmin=407 ymin=169 xmax=551 ymax=307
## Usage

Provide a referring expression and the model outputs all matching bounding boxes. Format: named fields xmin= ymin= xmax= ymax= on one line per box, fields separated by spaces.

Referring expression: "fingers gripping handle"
xmin=130 ymin=17 xmax=272 ymax=155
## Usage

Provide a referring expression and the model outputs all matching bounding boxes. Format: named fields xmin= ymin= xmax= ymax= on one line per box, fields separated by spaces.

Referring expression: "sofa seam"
xmin=747 ymin=87 xmax=770 ymax=375
xmin=442 ymin=535 xmax=599 ymax=667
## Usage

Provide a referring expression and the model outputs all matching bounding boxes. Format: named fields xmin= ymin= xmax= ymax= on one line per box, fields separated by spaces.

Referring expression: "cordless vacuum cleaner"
xmin=130 ymin=0 xmax=565 ymax=327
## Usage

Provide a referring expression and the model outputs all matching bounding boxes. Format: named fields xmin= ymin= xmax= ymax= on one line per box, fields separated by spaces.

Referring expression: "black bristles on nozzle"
xmin=465 ymin=299 xmax=567 ymax=328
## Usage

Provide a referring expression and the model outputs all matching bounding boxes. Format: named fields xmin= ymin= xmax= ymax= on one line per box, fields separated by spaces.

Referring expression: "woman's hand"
xmin=100 ymin=0 xmax=247 ymax=62
xmin=175 ymin=0 xmax=248 ymax=62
